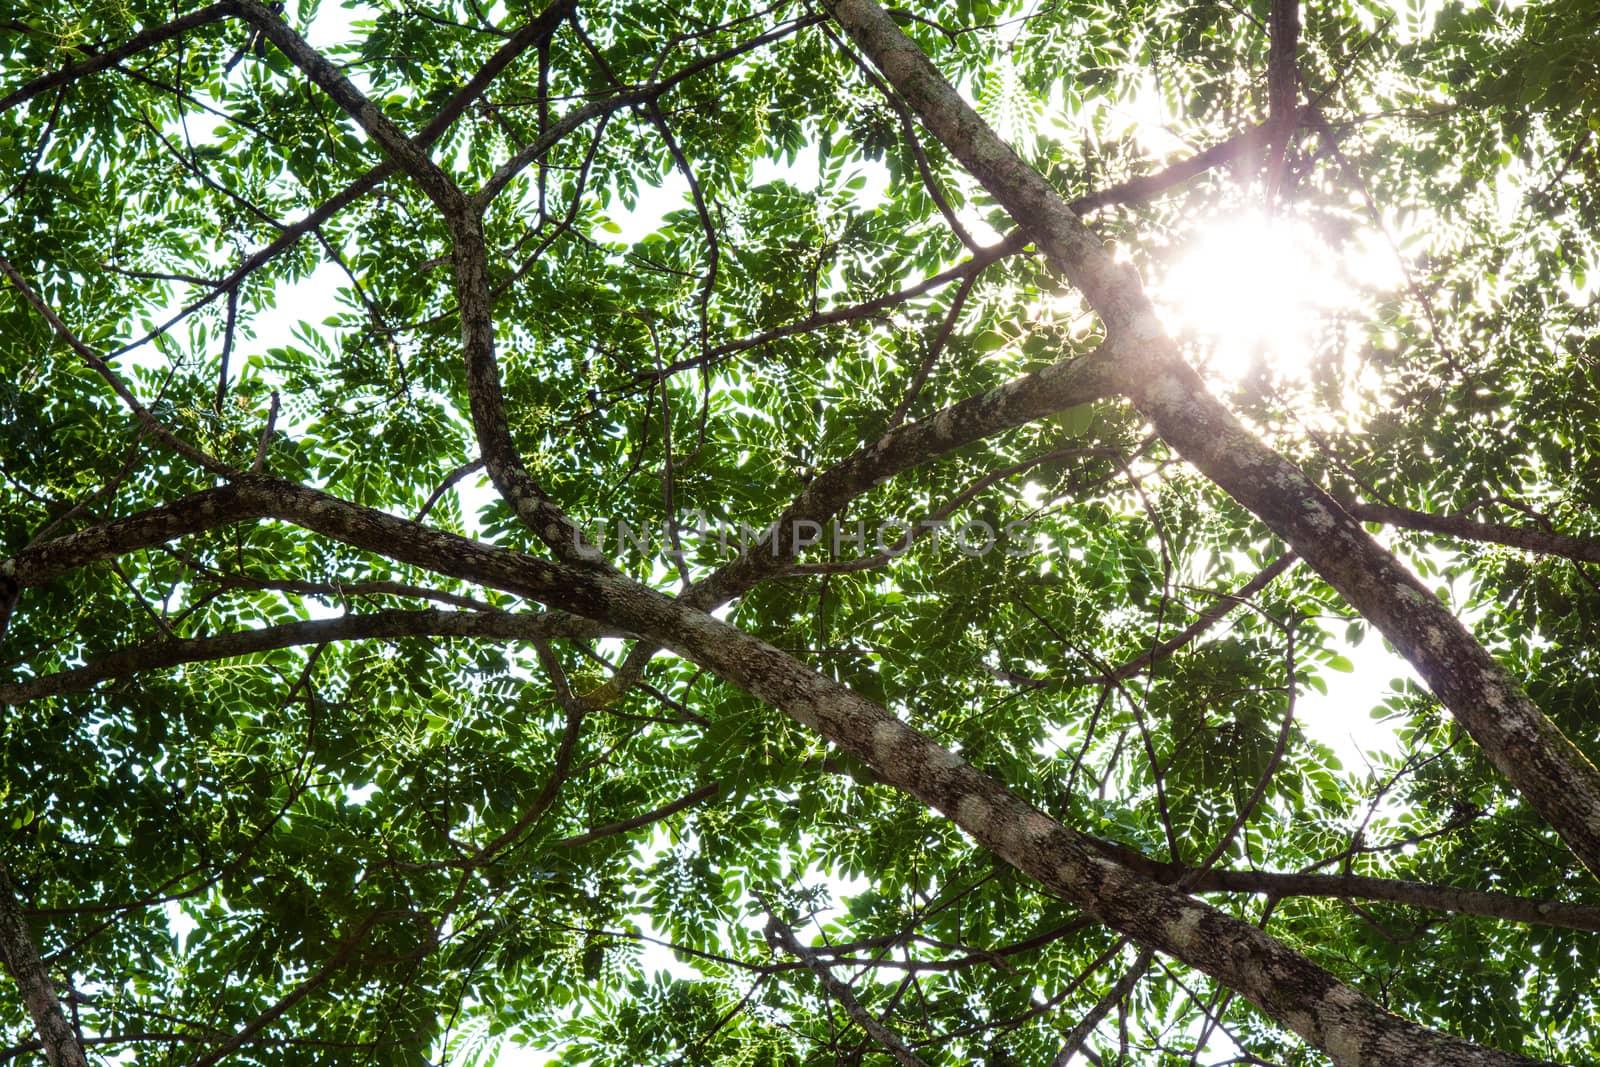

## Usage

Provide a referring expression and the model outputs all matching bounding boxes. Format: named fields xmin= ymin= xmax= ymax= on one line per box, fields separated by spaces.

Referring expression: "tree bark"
xmin=0 ymin=865 xmax=89 ymax=1067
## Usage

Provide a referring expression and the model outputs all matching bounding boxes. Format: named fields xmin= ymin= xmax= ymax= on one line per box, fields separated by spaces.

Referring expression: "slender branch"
xmin=787 ymin=447 xmax=1122 ymax=576
xmin=474 ymin=14 xmax=825 ymax=206
xmin=1051 ymin=945 xmax=1153 ymax=1067
xmin=0 ymin=609 xmax=608 ymax=705
xmin=0 ymin=3 xmax=234 ymax=112
xmin=765 ymin=913 xmax=932 ymax=1067
xmin=823 ymin=20 xmax=978 ymax=251
xmin=645 ymin=101 xmax=718 ymax=361
xmin=455 ymin=638 xmax=586 ymax=865
xmin=685 ymin=341 xmax=1119 ymax=607
xmin=887 ymin=271 xmax=977 ymax=429
xmin=214 ymin=284 xmax=240 ymax=411
xmin=1080 ymin=832 xmax=1600 ymax=934
xmin=107 ymin=169 xmax=386 ymax=360
xmin=640 ymin=228 xmax=1031 ymax=382
xmin=1107 ymin=554 xmax=1298 ymax=684
xmin=553 ymin=782 xmax=722 ymax=848
xmin=415 ymin=458 xmax=485 ymax=522
xmin=182 ymin=911 xmax=388 ymax=1067
xmin=1348 ymin=501 xmax=1600 ymax=564
xmin=251 ymin=390 xmax=280 ymax=473
xmin=1187 ymin=869 xmax=1600 ymax=934
xmin=0 ymin=578 xmax=17 ymax=645
xmin=1182 ymin=619 xmax=1299 ymax=883
xmin=1067 ymin=120 xmax=1277 ymax=215
xmin=0 ymin=254 xmax=235 ymax=476
xmin=191 ymin=573 xmax=500 ymax=613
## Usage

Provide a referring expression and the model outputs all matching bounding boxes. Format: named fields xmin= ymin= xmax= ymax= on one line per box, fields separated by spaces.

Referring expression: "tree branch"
xmin=1068 ymin=120 xmax=1277 ymax=216
xmin=1264 ymin=0 xmax=1301 ymax=201
xmin=1188 ymin=868 xmax=1600 ymax=934
xmin=1051 ymin=945 xmax=1153 ymax=1066
xmin=100 ymin=0 xmax=586 ymax=366
xmin=0 ymin=255 xmax=235 ymax=476
xmin=553 ymin=781 xmax=722 ymax=848
xmin=639 ymin=228 xmax=1031 ymax=383
xmin=1348 ymin=501 xmax=1600 ymax=564
xmin=0 ymin=3 xmax=234 ymax=113
xmin=0 ymin=865 xmax=88 ymax=1067
xmin=686 ymin=342 xmax=1119 ymax=607
xmin=0 ymin=609 xmax=612 ymax=705
xmin=765 ymin=912 xmax=932 ymax=1067
xmin=1104 ymin=553 xmax=1298 ymax=684
xmin=183 ymin=911 xmax=388 ymax=1067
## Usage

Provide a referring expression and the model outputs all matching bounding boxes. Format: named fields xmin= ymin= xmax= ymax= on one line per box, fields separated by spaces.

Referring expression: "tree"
xmin=2 ymin=0 xmax=1598 ymax=1062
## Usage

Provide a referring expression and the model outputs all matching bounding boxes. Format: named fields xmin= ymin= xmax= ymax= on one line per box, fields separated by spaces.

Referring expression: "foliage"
xmin=2 ymin=0 xmax=1598 ymax=1064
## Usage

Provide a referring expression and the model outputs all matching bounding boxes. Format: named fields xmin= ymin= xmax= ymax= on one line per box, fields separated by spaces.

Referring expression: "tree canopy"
xmin=3 ymin=0 xmax=1600 ymax=1064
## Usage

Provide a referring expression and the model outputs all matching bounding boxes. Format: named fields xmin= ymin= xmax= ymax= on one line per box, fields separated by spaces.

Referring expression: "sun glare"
xmin=1157 ymin=211 xmax=1354 ymax=382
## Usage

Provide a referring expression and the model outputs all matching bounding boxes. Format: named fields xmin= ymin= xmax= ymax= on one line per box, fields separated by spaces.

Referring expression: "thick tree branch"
xmin=1265 ymin=0 xmax=1301 ymax=200
xmin=0 ymin=865 xmax=88 ymax=1067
